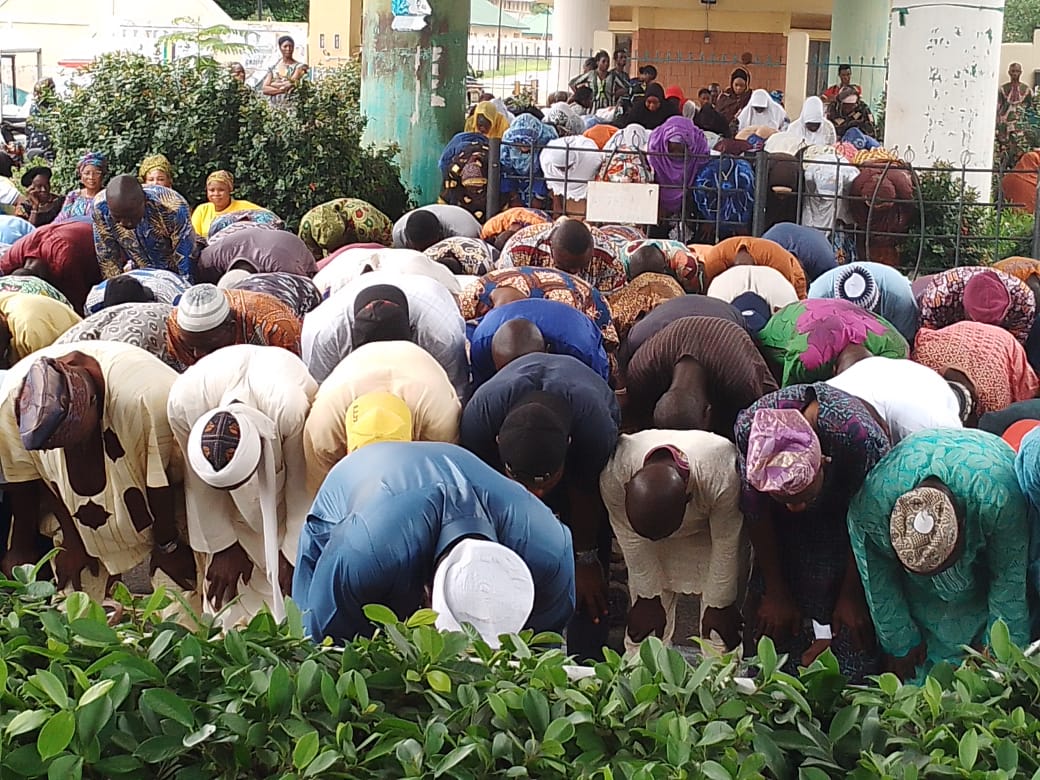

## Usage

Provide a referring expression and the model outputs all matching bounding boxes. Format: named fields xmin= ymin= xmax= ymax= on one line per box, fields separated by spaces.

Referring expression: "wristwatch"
xmin=156 ymin=538 xmax=180 ymax=555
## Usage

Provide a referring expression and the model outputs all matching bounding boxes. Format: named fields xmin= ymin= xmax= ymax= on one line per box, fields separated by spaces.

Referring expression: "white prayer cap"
xmin=432 ymin=538 xmax=535 ymax=648
xmin=187 ymin=406 xmax=263 ymax=489
xmin=176 ymin=284 xmax=230 ymax=332
xmin=217 ymin=268 xmax=251 ymax=289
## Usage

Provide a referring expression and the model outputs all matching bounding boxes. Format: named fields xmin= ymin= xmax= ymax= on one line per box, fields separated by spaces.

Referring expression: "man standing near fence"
xmin=822 ymin=64 xmax=861 ymax=105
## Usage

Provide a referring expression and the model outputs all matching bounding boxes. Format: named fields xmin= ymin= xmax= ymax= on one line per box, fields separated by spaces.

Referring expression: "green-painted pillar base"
xmin=360 ymin=0 xmax=469 ymax=206
xmin=829 ymin=0 xmax=889 ymax=109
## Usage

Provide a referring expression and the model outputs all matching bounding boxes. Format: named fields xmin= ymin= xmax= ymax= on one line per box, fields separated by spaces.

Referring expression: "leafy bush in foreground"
xmin=0 ymin=558 xmax=1038 ymax=778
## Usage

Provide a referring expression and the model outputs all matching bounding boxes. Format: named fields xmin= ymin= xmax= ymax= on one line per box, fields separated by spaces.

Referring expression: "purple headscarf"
xmin=76 ymin=151 xmax=108 ymax=175
xmin=647 ymin=117 xmax=709 ymax=213
xmin=745 ymin=408 xmax=822 ymax=497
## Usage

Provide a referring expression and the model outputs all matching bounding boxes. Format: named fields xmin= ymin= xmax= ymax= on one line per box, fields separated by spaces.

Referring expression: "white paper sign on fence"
xmin=585 ymin=182 xmax=660 ymax=225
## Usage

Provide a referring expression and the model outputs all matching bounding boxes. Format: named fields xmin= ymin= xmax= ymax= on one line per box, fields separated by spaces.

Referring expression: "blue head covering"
xmin=843 ymin=127 xmax=881 ymax=150
xmin=1014 ymin=427 xmax=1040 ymax=636
xmin=439 ymin=132 xmax=487 ymax=178
xmin=501 ymin=114 xmax=557 ymax=176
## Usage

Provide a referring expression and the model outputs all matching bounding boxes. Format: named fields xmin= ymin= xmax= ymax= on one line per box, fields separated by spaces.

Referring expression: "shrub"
xmin=2 ymin=559 xmax=1040 ymax=778
xmin=37 ymin=54 xmax=410 ymax=230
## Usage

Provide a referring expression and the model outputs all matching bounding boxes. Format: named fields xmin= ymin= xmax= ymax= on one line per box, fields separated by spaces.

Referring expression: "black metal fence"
xmin=481 ymin=137 xmax=1039 ymax=275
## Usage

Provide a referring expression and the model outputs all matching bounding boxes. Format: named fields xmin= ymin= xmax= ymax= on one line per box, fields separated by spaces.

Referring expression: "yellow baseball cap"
xmin=345 ymin=392 xmax=413 ymax=453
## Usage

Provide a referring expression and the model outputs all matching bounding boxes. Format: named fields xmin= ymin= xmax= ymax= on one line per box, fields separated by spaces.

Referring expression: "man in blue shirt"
xmin=293 ymin=442 xmax=575 ymax=643
xmin=469 ymin=298 xmax=610 ymax=388
xmin=460 ymin=352 xmax=619 ymax=660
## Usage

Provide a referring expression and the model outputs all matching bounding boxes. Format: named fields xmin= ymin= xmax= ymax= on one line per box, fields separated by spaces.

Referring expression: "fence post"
xmin=1033 ymin=167 xmax=1040 ymax=260
xmin=487 ymin=137 xmax=501 ymax=219
xmin=751 ymin=149 xmax=769 ymax=237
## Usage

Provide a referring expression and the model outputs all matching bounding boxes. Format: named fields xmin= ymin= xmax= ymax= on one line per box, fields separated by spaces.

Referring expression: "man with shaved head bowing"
xmin=92 ymin=174 xmax=198 ymax=279
xmin=600 ymin=429 xmax=748 ymax=651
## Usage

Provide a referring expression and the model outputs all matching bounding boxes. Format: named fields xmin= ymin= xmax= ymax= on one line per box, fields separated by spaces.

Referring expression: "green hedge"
xmin=36 ymin=54 xmax=411 ymax=230
xmin=0 ymin=557 xmax=1038 ymax=779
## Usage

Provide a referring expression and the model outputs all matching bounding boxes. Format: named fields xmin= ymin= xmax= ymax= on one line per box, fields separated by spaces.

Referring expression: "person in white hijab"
xmin=540 ymin=135 xmax=604 ymax=216
xmin=786 ymin=96 xmax=837 ymax=147
xmin=737 ymin=89 xmax=789 ymax=132
xmin=167 ymin=344 xmax=318 ymax=627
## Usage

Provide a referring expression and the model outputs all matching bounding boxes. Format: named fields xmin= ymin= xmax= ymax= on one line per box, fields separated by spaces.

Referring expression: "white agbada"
xmin=785 ymin=97 xmax=837 ymax=147
xmin=540 ymin=136 xmax=604 ymax=202
xmin=167 ymin=345 xmax=318 ymax=627
xmin=737 ymin=89 xmax=789 ymax=132
xmin=706 ymin=265 xmax=800 ymax=313
xmin=826 ymin=357 xmax=963 ymax=443
xmin=600 ymin=430 xmax=749 ymax=650
xmin=312 ymin=247 xmax=461 ymax=298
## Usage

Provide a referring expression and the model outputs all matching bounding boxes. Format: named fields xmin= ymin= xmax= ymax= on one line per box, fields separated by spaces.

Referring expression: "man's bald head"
xmin=491 ymin=318 xmax=546 ymax=371
xmin=106 ymin=175 xmax=147 ymax=229
xmin=627 ymin=243 xmax=669 ymax=279
xmin=625 ymin=462 xmax=687 ymax=540
xmin=549 ymin=220 xmax=593 ymax=275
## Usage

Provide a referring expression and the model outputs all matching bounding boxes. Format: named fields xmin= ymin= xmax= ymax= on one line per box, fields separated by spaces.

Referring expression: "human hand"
xmin=884 ymin=642 xmax=927 ymax=681
xmin=626 ymin=596 xmax=666 ymax=643
xmin=832 ymin=590 xmax=874 ymax=650
xmin=701 ymin=604 xmax=744 ymax=651
xmin=204 ymin=542 xmax=252 ymax=609
xmin=574 ymin=560 xmax=608 ymax=623
xmin=152 ymin=542 xmax=198 ymax=592
xmin=54 ymin=542 xmax=101 ymax=591
xmin=756 ymin=590 xmax=801 ymax=641
xmin=801 ymin=638 xmax=832 ymax=667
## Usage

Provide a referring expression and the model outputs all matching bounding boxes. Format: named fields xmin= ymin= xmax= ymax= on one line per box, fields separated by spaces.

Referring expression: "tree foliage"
xmin=215 ymin=0 xmax=309 ymax=23
xmin=36 ymin=53 xmax=408 ymax=230
xmin=1004 ymin=0 xmax=1040 ymax=43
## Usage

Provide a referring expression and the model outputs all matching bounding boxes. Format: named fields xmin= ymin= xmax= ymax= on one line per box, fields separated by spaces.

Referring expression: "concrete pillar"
xmin=785 ymin=30 xmax=810 ymax=120
xmin=549 ymin=0 xmax=609 ymax=94
xmin=829 ymin=0 xmax=889 ymax=109
xmin=360 ymin=0 xmax=468 ymax=204
xmin=885 ymin=0 xmax=1005 ymax=193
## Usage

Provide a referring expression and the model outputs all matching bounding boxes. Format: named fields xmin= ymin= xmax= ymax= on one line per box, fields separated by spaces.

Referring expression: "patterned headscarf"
xmin=207 ymin=170 xmax=235 ymax=190
xmin=77 ymin=151 xmax=108 ymax=175
xmin=745 ymin=407 xmax=822 ymax=496
xmin=889 ymin=486 xmax=959 ymax=574
xmin=501 ymin=114 xmax=557 ymax=176
xmin=138 ymin=154 xmax=174 ymax=183
xmin=16 ymin=357 xmax=95 ymax=451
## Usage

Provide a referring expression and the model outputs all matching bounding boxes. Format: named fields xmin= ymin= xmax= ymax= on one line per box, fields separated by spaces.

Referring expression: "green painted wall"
xmin=829 ymin=0 xmax=889 ymax=108
xmin=360 ymin=0 xmax=469 ymax=205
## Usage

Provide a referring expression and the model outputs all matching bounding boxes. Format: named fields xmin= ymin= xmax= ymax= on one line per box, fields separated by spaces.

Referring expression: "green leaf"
xmin=395 ymin=738 xmax=424 ymax=774
xmin=828 ymin=704 xmax=859 ymax=742
xmin=406 ymin=608 xmax=439 ymax=627
xmin=798 ymin=769 xmax=830 ymax=780
xmin=997 ymin=738 xmax=1019 ymax=773
xmin=959 ymin=728 xmax=978 ymax=770
xmin=47 ymin=754 xmax=82 ymax=780
xmin=139 ymin=689 xmax=195 ymax=728
xmin=268 ymin=664 xmax=291 ymax=716
xmin=544 ymin=718 xmax=575 ymax=744
xmin=700 ymin=761 xmax=732 ymax=780
xmin=990 ymin=619 xmax=1011 ymax=662
xmin=69 ymin=618 xmax=118 ymax=644
xmin=32 ymin=670 xmax=69 ymax=710
xmin=293 ymin=731 xmax=320 ymax=770
xmin=77 ymin=679 xmax=114 ymax=708
xmin=182 ymin=723 xmax=216 ymax=748
xmin=877 ymin=672 xmax=901 ymax=697
xmin=6 ymin=709 xmax=50 ymax=737
xmin=37 ymin=711 xmax=75 ymax=760
xmin=433 ymin=743 xmax=479 ymax=777
xmin=363 ymin=604 xmax=398 ymax=626
xmin=426 ymin=670 xmax=451 ymax=694
xmin=697 ymin=721 xmax=736 ymax=748
xmin=304 ymin=750 xmax=341 ymax=777
xmin=135 ymin=734 xmax=187 ymax=763
xmin=756 ymin=636 xmax=778 ymax=677
xmin=522 ymin=688 xmax=550 ymax=736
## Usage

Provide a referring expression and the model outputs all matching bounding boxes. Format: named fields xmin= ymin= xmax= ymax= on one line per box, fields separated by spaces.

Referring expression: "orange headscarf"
xmin=583 ymin=124 xmax=618 ymax=150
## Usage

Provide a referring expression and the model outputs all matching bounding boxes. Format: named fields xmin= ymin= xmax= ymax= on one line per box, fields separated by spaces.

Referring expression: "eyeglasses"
xmin=503 ymin=463 xmax=553 ymax=484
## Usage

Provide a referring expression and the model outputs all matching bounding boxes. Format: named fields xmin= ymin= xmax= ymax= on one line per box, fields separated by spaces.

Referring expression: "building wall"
xmin=630 ymin=28 xmax=788 ymax=94
xmin=308 ymin=0 xmax=361 ymax=65
xmin=1001 ymin=31 xmax=1040 ymax=90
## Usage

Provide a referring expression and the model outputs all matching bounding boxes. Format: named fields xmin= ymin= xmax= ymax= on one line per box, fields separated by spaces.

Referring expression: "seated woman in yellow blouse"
xmin=190 ymin=170 xmax=262 ymax=236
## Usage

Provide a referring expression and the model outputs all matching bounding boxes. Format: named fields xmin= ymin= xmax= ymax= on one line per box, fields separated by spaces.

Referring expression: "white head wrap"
xmin=737 ymin=89 xmax=789 ymax=132
xmin=187 ymin=400 xmax=286 ymax=620
xmin=218 ymin=268 xmax=252 ymax=289
xmin=432 ymin=538 xmax=535 ymax=647
xmin=177 ymin=284 xmax=230 ymax=332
